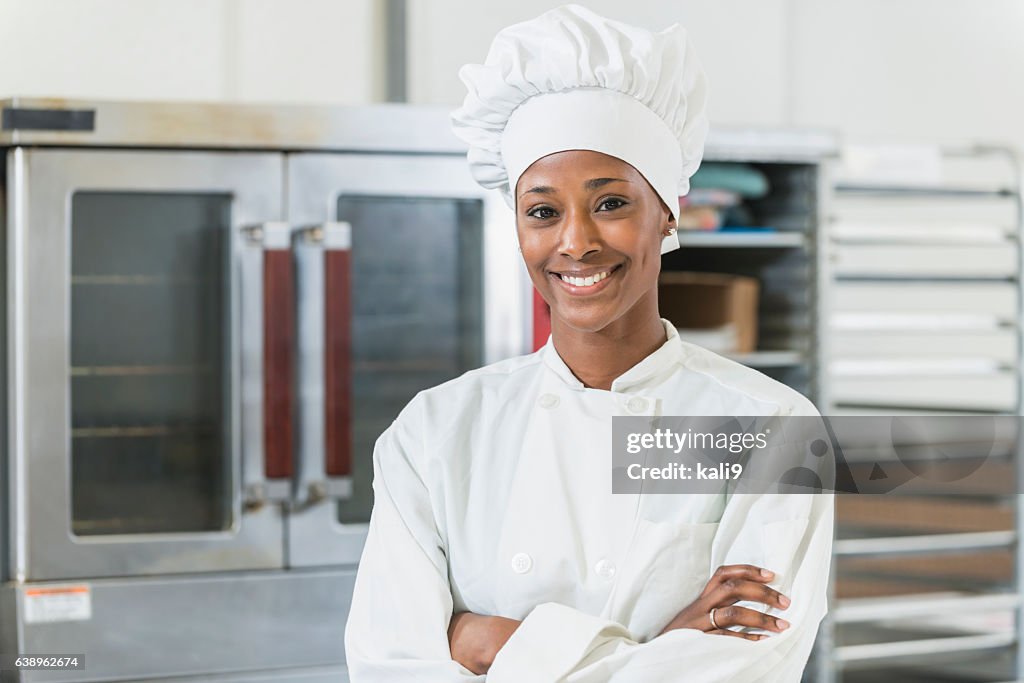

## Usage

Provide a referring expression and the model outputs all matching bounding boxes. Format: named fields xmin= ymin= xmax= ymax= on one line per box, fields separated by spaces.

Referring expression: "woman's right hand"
xmin=448 ymin=611 xmax=521 ymax=674
xmin=657 ymin=564 xmax=791 ymax=641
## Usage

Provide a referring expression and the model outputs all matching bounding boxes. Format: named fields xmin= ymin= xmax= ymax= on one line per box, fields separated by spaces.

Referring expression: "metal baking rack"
xmin=662 ymin=127 xmax=838 ymax=408
xmin=820 ymin=145 xmax=1024 ymax=682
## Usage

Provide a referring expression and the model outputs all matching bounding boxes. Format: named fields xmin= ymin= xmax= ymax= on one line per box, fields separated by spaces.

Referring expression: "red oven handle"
xmin=324 ymin=248 xmax=352 ymax=479
xmin=263 ymin=249 xmax=295 ymax=479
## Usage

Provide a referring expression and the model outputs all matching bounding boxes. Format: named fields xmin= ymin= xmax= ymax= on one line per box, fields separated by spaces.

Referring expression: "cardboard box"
xmin=658 ymin=271 xmax=759 ymax=354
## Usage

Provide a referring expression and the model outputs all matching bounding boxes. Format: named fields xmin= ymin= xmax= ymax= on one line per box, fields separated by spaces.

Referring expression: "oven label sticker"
xmin=23 ymin=585 xmax=92 ymax=624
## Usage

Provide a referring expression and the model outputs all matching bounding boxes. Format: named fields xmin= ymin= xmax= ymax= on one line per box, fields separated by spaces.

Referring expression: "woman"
xmin=344 ymin=5 xmax=833 ymax=681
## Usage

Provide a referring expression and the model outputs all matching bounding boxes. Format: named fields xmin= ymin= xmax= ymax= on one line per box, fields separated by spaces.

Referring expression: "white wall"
xmin=0 ymin=0 xmax=229 ymax=100
xmin=789 ymin=0 xmax=1024 ymax=153
xmin=407 ymin=0 xmax=793 ymax=127
xmin=0 ymin=0 xmax=383 ymax=103
xmin=227 ymin=0 xmax=383 ymax=103
xmin=0 ymin=0 xmax=1021 ymax=153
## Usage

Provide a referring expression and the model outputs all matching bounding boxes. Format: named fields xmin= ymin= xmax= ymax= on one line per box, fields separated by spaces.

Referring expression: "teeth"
xmin=559 ymin=269 xmax=612 ymax=287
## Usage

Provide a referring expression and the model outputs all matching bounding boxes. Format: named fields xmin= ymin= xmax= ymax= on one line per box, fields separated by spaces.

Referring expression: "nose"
xmin=557 ymin=209 xmax=602 ymax=261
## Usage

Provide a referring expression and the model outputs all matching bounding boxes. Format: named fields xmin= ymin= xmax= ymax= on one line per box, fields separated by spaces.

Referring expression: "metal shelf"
xmin=822 ymin=143 xmax=1024 ymax=682
xmin=676 ymin=231 xmax=806 ymax=248
xmin=831 ymin=402 xmax=1013 ymax=416
xmin=836 ymin=633 xmax=1015 ymax=664
xmin=835 ymin=184 xmax=1018 ymax=199
xmin=835 ymin=275 xmax=1019 ymax=284
xmin=830 ymin=358 xmax=1015 ymax=377
xmin=71 ymin=275 xmax=207 ymax=286
xmin=71 ymin=424 xmax=215 ymax=439
xmin=725 ymin=350 xmax=805 ymax=367
xmin=835 ymin=531 xmax=1016 ymax=557
xmin=70 ymin=364 xmax=212 ymax=377
xmin=834 ymin=592 xmax=1021 ymax=624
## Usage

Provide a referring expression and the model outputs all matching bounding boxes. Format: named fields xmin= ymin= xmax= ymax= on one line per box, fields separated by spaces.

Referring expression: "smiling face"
xmin=515 ymin=150 xmax=675 ymax=335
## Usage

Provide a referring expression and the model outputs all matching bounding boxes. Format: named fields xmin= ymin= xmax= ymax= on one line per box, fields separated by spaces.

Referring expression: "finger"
xmin=712 ymin=578 xmax=791 ymax=610
xmin=701 ymin=566 xmax=776 ymax=599
xmin=707 ymin=565 xmax=776 ymax=586
xmin=711 ymin=605 xmax=791 ymax=633
xmin=708 ymin=628 xmax=765 ymax=641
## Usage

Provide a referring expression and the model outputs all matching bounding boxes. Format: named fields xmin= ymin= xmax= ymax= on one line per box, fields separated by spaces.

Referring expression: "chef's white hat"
xmin=450 ymin=4 xmax=710 ymax=255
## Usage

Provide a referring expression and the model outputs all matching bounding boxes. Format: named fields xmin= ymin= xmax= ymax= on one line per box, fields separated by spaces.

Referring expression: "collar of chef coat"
xmin=539 ymin=317 xmax=684 ymax=393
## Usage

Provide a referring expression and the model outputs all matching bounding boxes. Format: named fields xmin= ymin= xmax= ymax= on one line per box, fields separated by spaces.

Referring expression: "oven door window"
xmin=70 ymin=191 xmax=232 ymax=536
xmin=339 ymin=195 xmax=484 ymax=525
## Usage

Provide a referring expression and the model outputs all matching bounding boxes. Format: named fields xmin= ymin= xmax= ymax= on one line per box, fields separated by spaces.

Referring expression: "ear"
xmin=660 ymin=199 xmax=677 ymax=233
xmin=658 ymin=196 xmax=677 ymax=226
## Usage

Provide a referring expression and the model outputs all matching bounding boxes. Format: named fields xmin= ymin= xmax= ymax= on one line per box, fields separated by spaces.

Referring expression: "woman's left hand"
xmin=657 ymin=564 xmax=791 ymax=639
xmin=448 ymin=611 xmax=522 ymax=674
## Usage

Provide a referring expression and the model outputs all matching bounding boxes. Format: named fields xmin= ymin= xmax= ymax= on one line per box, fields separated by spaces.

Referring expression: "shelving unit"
xmin=658 ymin=129 xmax=840 ymax=681
xmin=676 ymin=231 xmax=808 ymax=248
xmin=822 ymin=145 xmax=1024 ymax=682
xmin=661 ymin=127 xmax=837 ymax=403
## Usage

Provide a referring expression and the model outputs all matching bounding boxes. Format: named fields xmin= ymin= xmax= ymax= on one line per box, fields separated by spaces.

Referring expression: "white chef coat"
xmin=344 ymin=318 xmax=834 ymax=682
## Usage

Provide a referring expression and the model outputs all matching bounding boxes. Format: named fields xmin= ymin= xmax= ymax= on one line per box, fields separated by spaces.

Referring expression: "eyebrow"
xmin=519 ymin=177 xmax=632 ymax=198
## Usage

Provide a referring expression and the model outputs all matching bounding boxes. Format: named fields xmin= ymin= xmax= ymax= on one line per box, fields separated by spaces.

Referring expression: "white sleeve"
xmin=344 ymin=394 xmax=484 ymax=682
xmin=487 ymin=408 xmax=835 ymax=683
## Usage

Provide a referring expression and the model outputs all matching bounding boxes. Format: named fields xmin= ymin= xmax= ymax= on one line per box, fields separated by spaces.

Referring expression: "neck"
xmin=551 ymin=307 xmax=667 ymax=391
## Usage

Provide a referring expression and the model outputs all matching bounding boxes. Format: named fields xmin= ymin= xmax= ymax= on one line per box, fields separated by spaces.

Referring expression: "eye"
xmin=598 ymin=197 xmax=628 ymax=211
xmin=526 ymin=206 xmax=557 ymax=220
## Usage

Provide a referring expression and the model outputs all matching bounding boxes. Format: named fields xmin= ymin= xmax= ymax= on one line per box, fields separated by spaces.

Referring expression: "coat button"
xmin=538 ymin=393 xmax=560 ymax=409
xmin=626 ymin=397 xmax=648 ymax=414
xmin=511 ymin=552 xmax=533 ymax=574
xmin=594 ymin=558 xmax=617 ymax=579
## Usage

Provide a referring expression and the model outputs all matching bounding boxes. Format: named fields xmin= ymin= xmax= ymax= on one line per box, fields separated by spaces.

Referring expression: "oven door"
xmin=8 ymin=149 xmax=287 ymax=580
xmin=286 ymin=152 xmax=530 ymax=567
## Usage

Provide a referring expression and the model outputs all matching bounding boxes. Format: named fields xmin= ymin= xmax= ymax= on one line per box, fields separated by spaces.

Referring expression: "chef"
xmin=344 ymin=4 xmax=834 ymax=681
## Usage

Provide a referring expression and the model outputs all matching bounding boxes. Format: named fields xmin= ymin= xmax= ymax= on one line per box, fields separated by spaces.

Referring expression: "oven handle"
xmin=241 ymin=222 xmax=294 ymax=510
xmin=293 ymin=222 xmax=354 ymax=508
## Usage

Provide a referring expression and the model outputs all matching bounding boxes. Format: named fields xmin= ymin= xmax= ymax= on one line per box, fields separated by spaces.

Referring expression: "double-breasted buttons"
xmin=594 ymin=558 xmax=617 ymax=579
xmin=626 ymin=396 xmax=649 ymax=414
xmin=511 ymin=552 xmax=533 ymax=574
xmin=538 ymin=393 xmax=560 ymax=409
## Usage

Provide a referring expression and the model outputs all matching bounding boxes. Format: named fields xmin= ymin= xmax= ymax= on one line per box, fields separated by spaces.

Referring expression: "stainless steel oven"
xmin=0 ymin=99 xmax=531 ymax=682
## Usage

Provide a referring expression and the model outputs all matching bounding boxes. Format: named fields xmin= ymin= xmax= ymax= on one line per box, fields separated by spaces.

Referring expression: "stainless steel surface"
xmin=0 ymin=98 xmax=840 ymax=161
xmin=0 ymin=153 xmax=7 ymax=587
xmin=0 ymin=108 xmax=846 ymax=682
xmin=116 ymin=668 xmax=349 ymax=683
xmin=0 ymin=581 xmax=16 ymax=670
xmin=385 ymin=0 xmax=407 ymax=103
xmin=1012 ymin=145 xmax=1024 ymax=683
xmin=814 ymin=158 xmax=834 ymax=418
xmin=286 ymin=152 xmax=526 ymax=369
xmin=811 ymin=158 xmax=835 ymax=683
xmin=285 ymin=152 xmax=527 ymax=568
xmin=824 ymin=145 xmax=1024 ymax=682
xmin=704 ymin=126 xmax=839 ymax=163
xmin=12 ymin=149 xmax=285 ymax=580
xmin=675 ymin=232 xmax=807 ymax=248
xmin=240 ymin=222 xmax=292 ymax=507
xmin=835 ymin=530 xmax=1017 ymax=556
xmin=6 ymin=147 xmax=27 ymax=584
xmin=2 ymin=569 xmax=353 ymax=682
xmin=0 ymin=98 xmax=462 ymax=152
xmin=836 ymin=633 xmax=1015 ymax=663
xmin=835 ymin=592 xmax=1021 ymax=624
xmin=293 ymin=222 xmax=354 ymax=509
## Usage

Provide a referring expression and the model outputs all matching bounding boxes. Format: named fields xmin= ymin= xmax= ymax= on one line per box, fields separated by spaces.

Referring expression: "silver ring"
xmin=709 ymin=607 xmax=720 ymax=630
